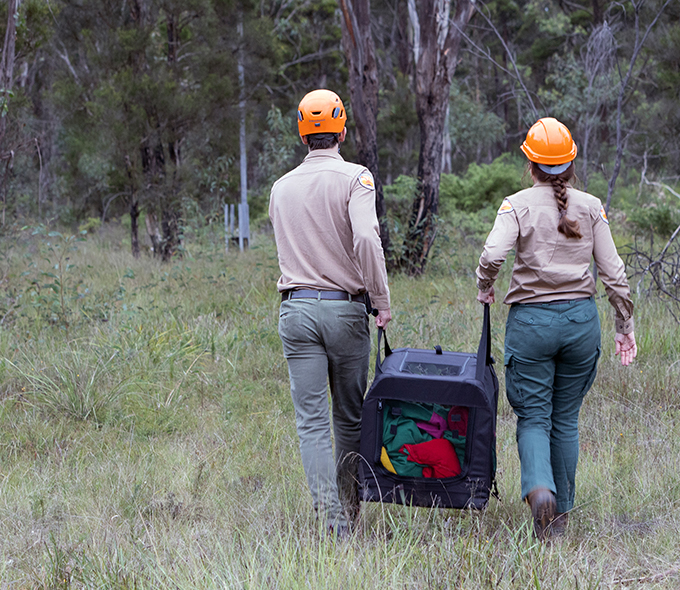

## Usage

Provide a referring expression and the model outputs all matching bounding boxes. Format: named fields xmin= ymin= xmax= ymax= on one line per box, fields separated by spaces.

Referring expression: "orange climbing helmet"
xmin=521 ymin=117 xmax=578 ymax=174
xmin=297 ymin=89 xmax=347 ymax=136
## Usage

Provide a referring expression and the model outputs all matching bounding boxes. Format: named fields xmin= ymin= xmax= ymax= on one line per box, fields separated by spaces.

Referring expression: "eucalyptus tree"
xmin=51 ymin=0 xmax=215 ymax=258
xmin=51 ymin=0 xmax=285 ymax=258
xmin=0 ymin=0 xmax=52 ymax=225
xmin=338 ymin=0 xmax=390 ymax=257
xmin=456 ymin=0 xmax=679 ymax=204
xmin=0 ymin=0 xmax=21 ymax=226
xmin=401 ymin=0 xmax=475 ymax=275
xmin=603 ymin=0 xmax=675 ymax=213
xmin=0 ymin=0 xmax=20 ymax=148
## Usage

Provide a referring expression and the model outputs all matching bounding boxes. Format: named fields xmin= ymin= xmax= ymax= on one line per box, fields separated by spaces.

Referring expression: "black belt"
xmin=519 ymin=296 xmax=592 ymax=306
xmin=281 ymin=289 xmax=365 ymax=303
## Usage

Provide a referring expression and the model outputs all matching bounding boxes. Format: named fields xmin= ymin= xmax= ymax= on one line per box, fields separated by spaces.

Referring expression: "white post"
xmin=224 ymin=203 xmax=229 ymax=253
xmin=237 ymin=12 xmax=249 ymax=252
xmin=238 ymin=202 xmax=250 ymax=251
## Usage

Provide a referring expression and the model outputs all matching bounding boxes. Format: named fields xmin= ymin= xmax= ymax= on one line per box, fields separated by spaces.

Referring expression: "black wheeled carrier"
xmin=359 ymin=304 xmax=499 ymax=509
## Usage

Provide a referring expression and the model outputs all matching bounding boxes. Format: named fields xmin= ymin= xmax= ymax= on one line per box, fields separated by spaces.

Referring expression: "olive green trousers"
xmin=504 ymin=297 xmax=601 ymax=513
xmin=278 ymin=298 xmax=370 ymax=528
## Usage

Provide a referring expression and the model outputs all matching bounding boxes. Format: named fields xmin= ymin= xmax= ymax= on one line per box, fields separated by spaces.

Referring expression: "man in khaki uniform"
xmin=476 ymin=117 xmax=636 ymax=539
xmin=269 ymin=89 xmax=391 ymax=537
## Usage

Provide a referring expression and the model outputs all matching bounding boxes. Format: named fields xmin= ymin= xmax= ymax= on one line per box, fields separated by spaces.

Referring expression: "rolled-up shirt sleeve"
xmin=476 ymin=209 xmax=520 ymax=292
xmin=348 ymin=172 xmax=390 ymax=310
xmin=592 ymin=216 xmax=634 ymax=334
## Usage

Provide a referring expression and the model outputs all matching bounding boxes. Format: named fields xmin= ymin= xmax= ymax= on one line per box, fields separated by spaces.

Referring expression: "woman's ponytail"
xmin=531 ymin=161 xmax=582 ymax=239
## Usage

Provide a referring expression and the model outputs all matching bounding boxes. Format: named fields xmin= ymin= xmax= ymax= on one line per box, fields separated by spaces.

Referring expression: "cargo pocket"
xmin=577 ymin=346 xmax=601 ymax=399
xmin=504 ymin=353 xmax=525 ymax=408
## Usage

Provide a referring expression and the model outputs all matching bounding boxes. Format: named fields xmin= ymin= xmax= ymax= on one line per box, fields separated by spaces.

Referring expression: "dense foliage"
xmin=0 ymin=0 xmax=678 ymax=255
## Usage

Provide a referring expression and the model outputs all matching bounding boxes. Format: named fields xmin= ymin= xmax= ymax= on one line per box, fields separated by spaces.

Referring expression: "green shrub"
xmin=448 ymin=83 xmax=506 ymax=171
xmin=78 ymin=217 xmax=102 ymax=235
xmin=581 ymin=170 xmax=639 ymax=209
xmin=383 ymin=175 xmax=417 ymax=224
xmin=628 ymin=201 xmax=680 ymax=238
xmin=381 ymin=175 xmax=419 ymax=262
xmin=439 ymin=153 xmax=526 ymax=213
xmin=382 ymin=158 xmax=526 ymax=262
xmin=584 ymin=169 xmax=680 ymax=238
xmin=383 ymin=154 xmax=526 ymax=222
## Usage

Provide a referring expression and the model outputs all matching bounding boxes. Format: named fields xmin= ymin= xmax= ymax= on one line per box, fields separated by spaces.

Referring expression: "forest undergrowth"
xmin=0 ymin=222 xmax=679 ymax=589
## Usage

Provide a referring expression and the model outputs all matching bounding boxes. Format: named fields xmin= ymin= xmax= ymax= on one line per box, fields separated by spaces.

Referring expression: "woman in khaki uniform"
xmin=476 ymin=118 xmax=637 ymax=540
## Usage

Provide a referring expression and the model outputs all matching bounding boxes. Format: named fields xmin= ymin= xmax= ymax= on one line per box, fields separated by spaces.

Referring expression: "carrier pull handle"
xmin=376 ymin=327 xmax=393 ymax=373
xmin=475 ymin=303 xmax=492 ymax=383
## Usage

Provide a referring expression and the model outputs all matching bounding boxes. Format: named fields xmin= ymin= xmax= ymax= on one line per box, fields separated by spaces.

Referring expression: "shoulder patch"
xmin=497 ymin=198 xmax=514 ymax=215
xmin=599 ymin=206 xmax=609 ymax=225
xmin=358 ymin=171 xmax=375 ymax=190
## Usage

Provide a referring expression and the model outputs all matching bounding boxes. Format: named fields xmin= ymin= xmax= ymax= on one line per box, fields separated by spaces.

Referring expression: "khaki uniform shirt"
xmin=476 ymin=182 xmax=634 ymax=334
xmin=269 ymin=147 xmax=390 ymax=310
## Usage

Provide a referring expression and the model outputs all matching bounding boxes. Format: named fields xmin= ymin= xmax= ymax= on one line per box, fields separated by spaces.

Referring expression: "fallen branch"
xmin=612 ymin=566 xmax=680 ymax=586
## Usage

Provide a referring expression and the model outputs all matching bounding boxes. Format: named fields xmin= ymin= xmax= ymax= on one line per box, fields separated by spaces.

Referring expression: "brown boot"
xmin=550 ymin=512 xmax=569 ymax=536
xmin=526 ymin=487 xmax=556 ymax=541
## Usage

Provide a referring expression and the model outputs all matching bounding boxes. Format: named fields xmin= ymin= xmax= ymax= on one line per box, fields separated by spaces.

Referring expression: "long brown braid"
xmin=530 ymin=161 xmax=582 ymax=239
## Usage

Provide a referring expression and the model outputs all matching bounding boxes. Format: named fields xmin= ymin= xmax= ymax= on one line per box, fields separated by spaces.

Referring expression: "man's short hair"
xmin=306 ymin=132 xmax=340 ymax=150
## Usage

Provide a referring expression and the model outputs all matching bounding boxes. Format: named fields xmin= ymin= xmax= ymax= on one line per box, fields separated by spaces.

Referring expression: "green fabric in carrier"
xmin=381 ymin=401 xmax=467 ymax=478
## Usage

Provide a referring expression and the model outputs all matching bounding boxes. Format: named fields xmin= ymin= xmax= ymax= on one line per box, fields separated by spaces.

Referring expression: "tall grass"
xmin=0 ymin=223 xmax=679 ymax=589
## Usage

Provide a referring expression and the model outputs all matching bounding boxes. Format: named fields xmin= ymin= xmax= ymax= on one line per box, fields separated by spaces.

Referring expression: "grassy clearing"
xmin=0 ymin=223 xmax=679 ymax=589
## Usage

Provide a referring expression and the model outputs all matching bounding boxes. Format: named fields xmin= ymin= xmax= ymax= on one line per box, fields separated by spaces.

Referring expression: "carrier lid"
xmin=375 ymin=303 xmax=493 ymax=383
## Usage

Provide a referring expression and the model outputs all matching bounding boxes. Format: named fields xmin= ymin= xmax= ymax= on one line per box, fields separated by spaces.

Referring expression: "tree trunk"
xmin=591 ymin=0 xmax=602 ymax=25
xmin=167 ymin=133 xmax=184 ymax=258
xmin=130 ymin=198 xmax=140 ymax=258
xmin=0 ymin=0 xmax=20 ymax=226
xmin=402 ymin=0 xmax=474 ymax=275
xmin=338 ymin=0 xmax=391 ymax=263
xmin=442 ymin=100 xmax=452 ymax=174
xmin=579 ymin=22 xmax=615 ymax=191
xmin=141 ymin=8 xmax=185 ymax=261
xmin=161 ymin=208 xmax=180 ymax=261
xmin=0 ymin=0 xmax=19 ymax=146
xmin=604 ymin=0 xmax=672 ymax=214
xmin=140 ymin=132 xmax=167 ymax=259
xmin=125 ymin=155 xmax=140 ymax=258
xmin=145 ymin=211 xmax=161 ymax=254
